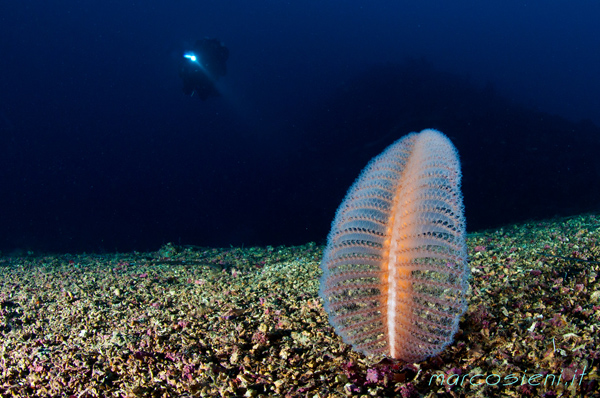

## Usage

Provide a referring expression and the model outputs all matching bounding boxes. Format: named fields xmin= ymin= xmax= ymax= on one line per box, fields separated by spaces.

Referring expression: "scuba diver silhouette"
xmin=179 ymin=38 xmax=229 ymax=100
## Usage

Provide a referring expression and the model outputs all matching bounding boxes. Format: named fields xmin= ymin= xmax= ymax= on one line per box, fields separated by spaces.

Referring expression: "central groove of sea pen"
xmin=387 ymin=138 xmax=426 ymax=359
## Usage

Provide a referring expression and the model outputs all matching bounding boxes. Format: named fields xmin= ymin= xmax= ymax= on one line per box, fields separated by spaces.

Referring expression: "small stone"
xmin=335 ymin=374 xmax=348 ymax=384
xmin=344 ymin=383 xmax=359 ymax=395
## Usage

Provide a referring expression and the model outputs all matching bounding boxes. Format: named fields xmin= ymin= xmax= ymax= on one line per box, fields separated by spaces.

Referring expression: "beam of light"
xmin=184 ymin=53 xmax=197 ymax=62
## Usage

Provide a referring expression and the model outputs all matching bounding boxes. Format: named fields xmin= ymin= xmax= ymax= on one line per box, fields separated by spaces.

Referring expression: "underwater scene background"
xmin=1 ymin=1 xmax=599 ymax=397
xmin=1 ymin=0 xmax=599 ymax=253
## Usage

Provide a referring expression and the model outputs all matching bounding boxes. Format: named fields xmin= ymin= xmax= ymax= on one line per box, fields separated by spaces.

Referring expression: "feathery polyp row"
xmin=319 ymin=129 xmax=468 ymax=362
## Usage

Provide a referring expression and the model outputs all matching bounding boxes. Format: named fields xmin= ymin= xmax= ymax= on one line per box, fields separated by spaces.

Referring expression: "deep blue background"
xmin=1 ymin=1 xmax=599 ymax=253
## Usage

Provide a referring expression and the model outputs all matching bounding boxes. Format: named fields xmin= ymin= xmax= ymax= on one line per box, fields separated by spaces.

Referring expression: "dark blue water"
xmin=1 ymin=1 xmax=599 ymax=253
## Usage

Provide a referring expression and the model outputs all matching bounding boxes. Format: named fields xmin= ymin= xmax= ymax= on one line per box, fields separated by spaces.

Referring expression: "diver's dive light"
xmin=184 ymin=53 xmax=197 ymax=62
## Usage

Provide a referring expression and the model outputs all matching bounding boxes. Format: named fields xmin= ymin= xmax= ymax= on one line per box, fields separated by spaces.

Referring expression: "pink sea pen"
xmin=320 ymin=129 xmax=468 ymax=362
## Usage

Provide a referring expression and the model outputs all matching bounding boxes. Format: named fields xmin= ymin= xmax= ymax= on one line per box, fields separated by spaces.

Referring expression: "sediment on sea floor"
xmin=1 ymin=214 xmax=599 ymax=397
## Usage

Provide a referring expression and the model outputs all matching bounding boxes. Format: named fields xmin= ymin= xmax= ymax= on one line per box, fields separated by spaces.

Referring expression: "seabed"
xmin=1 ymin=214 xmax=599 ymax=397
